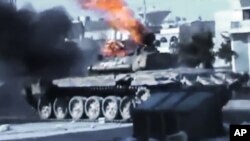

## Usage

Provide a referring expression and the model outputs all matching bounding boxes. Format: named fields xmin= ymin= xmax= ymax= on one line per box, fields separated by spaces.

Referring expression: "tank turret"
xmin=88 ymin=33 xmax=178 ymax=74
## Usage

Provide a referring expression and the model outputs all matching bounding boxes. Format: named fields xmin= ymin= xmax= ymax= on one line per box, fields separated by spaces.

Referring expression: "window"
xmin=170 ymin=36 xmax=178 ymax=42
xmin=243 ymin=9 xmax=250 ymax=20
xmin=160 ymin=37 xmax=167 ymax=43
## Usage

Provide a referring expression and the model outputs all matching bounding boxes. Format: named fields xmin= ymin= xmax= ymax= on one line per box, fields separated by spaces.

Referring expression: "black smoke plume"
xmin=0 ymin=2 xmax=90 ymax=119
xmin=216 ymin=36 xmax=238 ymax=64
xmin=142 ymin=32 xmax=156 ymax=46
xmin=0 ymin=2 xmax=83 ymax=80
xmin=177 ymin=21 xmax=215 ymax=68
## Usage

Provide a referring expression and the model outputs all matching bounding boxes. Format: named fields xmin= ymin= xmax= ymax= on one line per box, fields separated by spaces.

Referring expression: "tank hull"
xmin=23 ymin=68 xmax=249 ymax=121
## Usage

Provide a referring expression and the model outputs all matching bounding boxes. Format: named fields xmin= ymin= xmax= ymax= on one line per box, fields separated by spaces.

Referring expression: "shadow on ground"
xmin=0 ymin=81 xmax=38 ymax=122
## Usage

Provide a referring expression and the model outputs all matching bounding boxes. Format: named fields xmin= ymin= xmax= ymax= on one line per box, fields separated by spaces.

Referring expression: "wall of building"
xmin=248 ymin=34 xmax=250 ymax=72
xmin=84 ymin=30 xmax=105 ymax=40
xmin=214 ymin=11 xmax=230 ymax=67
xmin=211 ymin=0 xmax=250 ymax=72
xmin=230 ymin=0 xmax=250 ymax=10
xmin=84 ymin=29 xmax=130 ymax=41
xmin=231 ymin=33 xmax=250 ymax=73
xmin=214 ymin=11 xmax=232 ymax=50
xmin=227 ymin=0 xmax=250 ymax=73
xmin=155 ymin=28 xmax=179 ymax=52
xmin=214 ymin=10 xmax=239 ymax=67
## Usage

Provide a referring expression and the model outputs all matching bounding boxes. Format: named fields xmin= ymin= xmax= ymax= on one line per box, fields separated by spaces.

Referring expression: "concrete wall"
xmin=232 ymin=33 xmax=250 ymax=73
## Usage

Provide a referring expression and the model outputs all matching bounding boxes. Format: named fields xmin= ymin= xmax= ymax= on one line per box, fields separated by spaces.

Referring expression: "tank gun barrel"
xmin=88 ymin=63 xmax=132 ymax=74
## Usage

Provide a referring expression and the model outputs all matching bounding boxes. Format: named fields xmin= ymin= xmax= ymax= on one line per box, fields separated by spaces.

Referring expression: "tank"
xmin=22 ymin=24 xmax=249 ymax=121
xmin=22 ymin=45 xmax=249 ymax=121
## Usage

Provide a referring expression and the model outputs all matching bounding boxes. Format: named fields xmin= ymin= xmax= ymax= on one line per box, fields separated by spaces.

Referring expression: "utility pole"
xmin=143 ymin=0 xmax=147 ymax=25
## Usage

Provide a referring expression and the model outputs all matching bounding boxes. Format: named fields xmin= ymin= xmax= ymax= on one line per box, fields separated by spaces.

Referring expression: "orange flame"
xmin=79 ymin=0 xmax=146 ymax=44
xmin=102 ymin=40 xmax=128 ymax=57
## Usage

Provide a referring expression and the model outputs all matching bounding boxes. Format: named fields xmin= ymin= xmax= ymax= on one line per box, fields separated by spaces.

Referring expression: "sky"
xmin=16 ymin=0 xmax=232 ymax=20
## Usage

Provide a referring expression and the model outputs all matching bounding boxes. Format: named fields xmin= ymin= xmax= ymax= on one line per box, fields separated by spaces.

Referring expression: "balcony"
xmin=230 ymin=20 xmax=250 ymax=34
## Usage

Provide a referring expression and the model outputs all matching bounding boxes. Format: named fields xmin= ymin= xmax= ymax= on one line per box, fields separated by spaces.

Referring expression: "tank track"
xmin=39 ymin=118 xmax=132 ymax=124
xmin=36 ymin=86 xmax=149 ymax=122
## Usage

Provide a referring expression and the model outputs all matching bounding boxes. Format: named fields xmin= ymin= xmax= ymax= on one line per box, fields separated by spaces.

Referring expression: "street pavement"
xmin=0 ymin=121 xmax=133 ymax=141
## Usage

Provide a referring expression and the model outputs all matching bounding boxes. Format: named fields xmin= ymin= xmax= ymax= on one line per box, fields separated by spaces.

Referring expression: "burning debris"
xmin=0 ymin=2 xmax=83 ymax=80
xmin=100 ymin=32 xmax=157 ymax=58
xmin=79 ymin=0 xmax=147 ymax=44
xmin=101 ymin=40 xmax=128 ymax=57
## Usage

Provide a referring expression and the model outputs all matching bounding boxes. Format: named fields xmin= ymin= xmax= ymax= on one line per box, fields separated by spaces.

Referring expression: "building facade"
xmin=229 ymin=0 xmax=250 ymax=73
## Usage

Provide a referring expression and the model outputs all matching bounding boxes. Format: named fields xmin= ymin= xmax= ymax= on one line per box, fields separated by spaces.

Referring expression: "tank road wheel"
xmin=69 ymin=96 xmax=86 ymax=120
xmin=85 ymin=96 xmax=102 ymax=120
xmin=53 ymin=97 xmax=69 ymax=120
xmin=37 ymin=98 xmax=52 ymax=120
xmin=119 ymin=96 xmax=136 ymax=120
xmin=135 ymin=87 xmax=151 ymax=104
xmin=102 ymin=96 xmax=120 ymax=121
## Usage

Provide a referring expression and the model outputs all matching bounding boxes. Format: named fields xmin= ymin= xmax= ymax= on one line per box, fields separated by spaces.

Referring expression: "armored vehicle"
xmin=23 ymin=29 xmax=249 ymax=121
xmin=23 ymin=47 xmax=249 ymax=121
